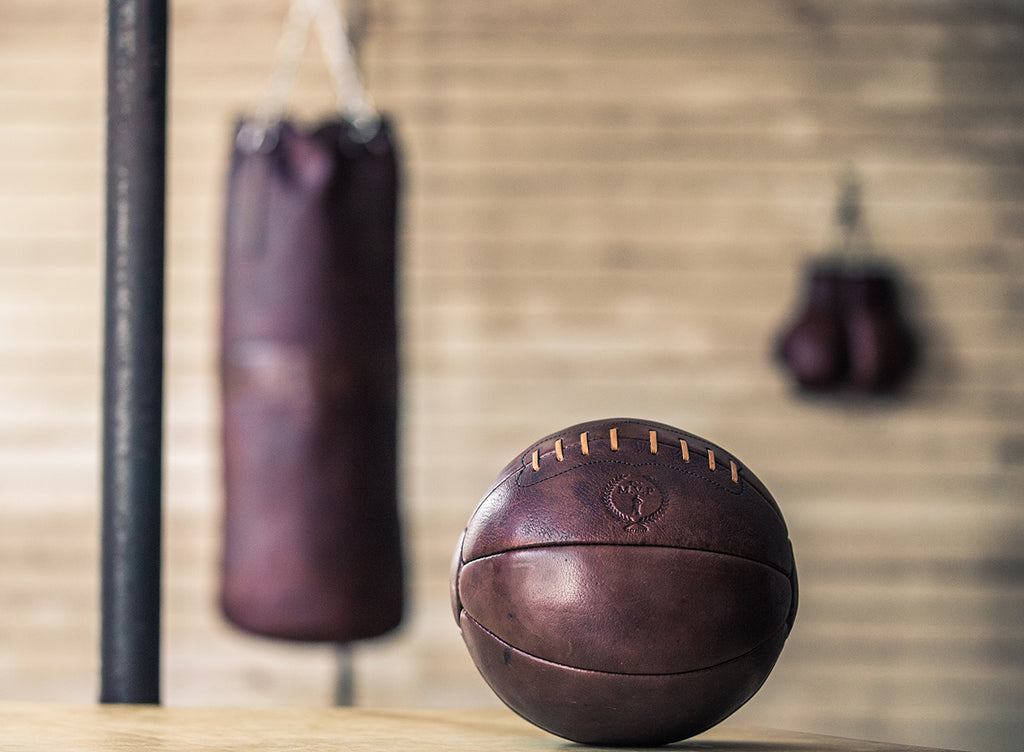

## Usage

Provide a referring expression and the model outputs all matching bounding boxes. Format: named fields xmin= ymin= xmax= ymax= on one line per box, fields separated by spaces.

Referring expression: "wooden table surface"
xmin=0 ymin=703 xmax=965 ymax=751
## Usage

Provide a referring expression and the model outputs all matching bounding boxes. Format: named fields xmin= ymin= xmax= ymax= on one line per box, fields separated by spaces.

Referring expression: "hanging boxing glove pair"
xmin=776 ymin=167 xmax=917 ymax=396
xmin=776 ymin=259 xmax=917 ymax=394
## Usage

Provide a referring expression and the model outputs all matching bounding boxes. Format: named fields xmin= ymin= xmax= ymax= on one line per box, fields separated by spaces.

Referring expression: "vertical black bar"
xmin=101 ymin=0 xmax=168 ymax=705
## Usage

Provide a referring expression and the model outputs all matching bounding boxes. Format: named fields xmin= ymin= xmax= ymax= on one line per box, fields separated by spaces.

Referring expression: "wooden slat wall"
xmin=1 ymin=2 xmax=1022 ymax=751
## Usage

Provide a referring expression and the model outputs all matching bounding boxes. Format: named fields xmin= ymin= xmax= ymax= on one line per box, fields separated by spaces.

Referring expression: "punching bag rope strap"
xmin=310 ymin=0 xmax=379 ymax=136
xmin=238 ymin=0 xmax=379 ymax=153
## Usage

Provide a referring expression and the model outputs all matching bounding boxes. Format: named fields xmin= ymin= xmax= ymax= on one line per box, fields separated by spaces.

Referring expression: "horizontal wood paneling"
xmin=1 ymin=2 xmax=1022 ymax=752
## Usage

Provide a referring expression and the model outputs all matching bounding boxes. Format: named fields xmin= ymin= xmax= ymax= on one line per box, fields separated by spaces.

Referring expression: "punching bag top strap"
xmin=238 ymin=0 xmax=380 ymax=154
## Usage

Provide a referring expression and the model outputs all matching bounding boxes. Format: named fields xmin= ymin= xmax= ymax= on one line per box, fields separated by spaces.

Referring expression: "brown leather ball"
xmin=450 ymin=418 xmax=798 ymax=746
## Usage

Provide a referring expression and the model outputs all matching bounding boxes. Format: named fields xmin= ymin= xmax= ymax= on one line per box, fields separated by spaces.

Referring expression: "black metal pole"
xmin=101 ymin=0 xmax=168 ymax=704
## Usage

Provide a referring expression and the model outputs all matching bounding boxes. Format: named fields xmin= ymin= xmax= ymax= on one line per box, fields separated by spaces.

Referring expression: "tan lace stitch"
xmin=530 ymin=425 xmax=739 ymax=484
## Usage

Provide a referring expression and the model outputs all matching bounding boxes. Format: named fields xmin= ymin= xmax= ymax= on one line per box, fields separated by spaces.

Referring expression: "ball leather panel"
xmin=449 ymin=529 xmax=466 ymax=623
xmin=459 ymin=611 xmax=790 ymax=747
xmin=477 ymin=418 xmax=781 ymax=514
xmin=458 ymin=545 xmax=793 ymax=674
xmin=461 ymin=420 xmax=793 ymax=575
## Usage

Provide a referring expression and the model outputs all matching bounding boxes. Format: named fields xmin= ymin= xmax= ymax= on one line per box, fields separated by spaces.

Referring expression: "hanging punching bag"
xmin=219 ymin=0 xmax=403 ymax=644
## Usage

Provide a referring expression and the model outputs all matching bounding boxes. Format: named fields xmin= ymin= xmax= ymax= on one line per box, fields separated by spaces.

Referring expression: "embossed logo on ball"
xmin=604 ymin=474 xmax=667 ymax=532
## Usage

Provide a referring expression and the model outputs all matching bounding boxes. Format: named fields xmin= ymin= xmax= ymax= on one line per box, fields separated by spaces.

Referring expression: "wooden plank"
xmin=0 ymin=703 xmax=969 ymax=751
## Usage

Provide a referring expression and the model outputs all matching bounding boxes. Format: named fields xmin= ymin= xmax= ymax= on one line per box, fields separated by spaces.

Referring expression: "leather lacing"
xmin=531 ymin=427 xmax=739 ymax=484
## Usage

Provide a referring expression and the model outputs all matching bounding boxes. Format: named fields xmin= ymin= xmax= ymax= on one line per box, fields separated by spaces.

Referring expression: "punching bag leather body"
xmin=219 ymin=118 xmax=404 ymax=643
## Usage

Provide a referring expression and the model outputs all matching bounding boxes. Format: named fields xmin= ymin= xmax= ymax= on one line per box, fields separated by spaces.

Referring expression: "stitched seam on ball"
xmin=517 ymin=456 xmax=789 ymax=527
xmin=463 ymin=612 xmax=791 ymax=678
xmin=461 ymin=542 xmax=794 ymax=579
xmin=517 ymin=457 xmax=745 ymax=497
xmin=522 ymin=421 xmax=783 ymax=521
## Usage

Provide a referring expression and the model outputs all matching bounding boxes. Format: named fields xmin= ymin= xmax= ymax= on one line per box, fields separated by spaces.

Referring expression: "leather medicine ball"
xmin=450 ymin=418 xmax=798 ymax=747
